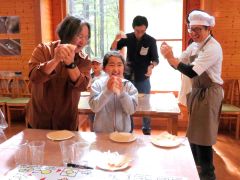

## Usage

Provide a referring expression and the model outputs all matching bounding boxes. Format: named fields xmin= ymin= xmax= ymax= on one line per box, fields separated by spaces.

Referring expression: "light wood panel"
xmin=201 ymin=0 xmax=240 ymax=79
xmin=0 ymin=0 xmax=38 ymax=76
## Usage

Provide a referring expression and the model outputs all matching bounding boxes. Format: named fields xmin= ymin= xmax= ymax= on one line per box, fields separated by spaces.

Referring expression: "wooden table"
xmin=0 ymin=129 xmax=199 ymax=179
xmin=78 ymin=93 xmax=181 ymax=135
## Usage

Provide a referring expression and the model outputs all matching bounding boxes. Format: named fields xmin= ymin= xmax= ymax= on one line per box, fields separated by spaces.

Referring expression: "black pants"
xmin=190 ymin=143 xmax=216 ymax=180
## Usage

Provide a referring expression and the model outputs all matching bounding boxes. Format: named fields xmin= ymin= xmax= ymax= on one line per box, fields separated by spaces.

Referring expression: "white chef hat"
xmin=188 ymin=10 xmax=215 ymax=27
xmin=91 ymin=57 xmax=103 ymax=64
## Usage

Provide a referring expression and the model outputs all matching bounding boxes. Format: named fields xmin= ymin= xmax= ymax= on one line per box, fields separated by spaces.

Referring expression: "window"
xmin=124 ymin=0 xmax=183 ymax=91
xmin=67 ymin=0 xmax=119 ymax=58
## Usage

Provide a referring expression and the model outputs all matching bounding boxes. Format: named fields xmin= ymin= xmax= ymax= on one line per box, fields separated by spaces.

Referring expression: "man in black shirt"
xmin=111 ymin=15 xmax=159 ymax=135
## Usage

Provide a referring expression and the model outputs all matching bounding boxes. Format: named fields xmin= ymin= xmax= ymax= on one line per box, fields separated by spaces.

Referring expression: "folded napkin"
xmin=104 ymin=151 xmax=130 ymax=167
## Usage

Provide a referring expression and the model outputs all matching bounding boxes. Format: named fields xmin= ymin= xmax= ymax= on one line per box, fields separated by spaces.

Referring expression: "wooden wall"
xmin=0 ymin=0 xmax=65 ymax=77
xmin=40 ymin=0 xmax=53 ymax=42
xmin=201 ymin=0 xmax=240 ymax=79
xmin=0 ymin=0 xmax=38 ymax=76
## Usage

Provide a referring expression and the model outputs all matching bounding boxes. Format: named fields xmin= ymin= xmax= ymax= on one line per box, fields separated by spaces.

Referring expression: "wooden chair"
xmin=0 ymin=97 xmax=11 ymax=119
xmin=220 ymin=79 xmax=240 ymax=139
xmin=0 ymin=76 xmax=13 ymax=120
xmin=5 ymin=76 xmax=31 ymax=127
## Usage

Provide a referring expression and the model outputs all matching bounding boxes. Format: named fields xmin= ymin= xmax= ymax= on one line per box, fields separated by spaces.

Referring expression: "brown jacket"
xmin=28 ymin=41 xmax=91 ymax=130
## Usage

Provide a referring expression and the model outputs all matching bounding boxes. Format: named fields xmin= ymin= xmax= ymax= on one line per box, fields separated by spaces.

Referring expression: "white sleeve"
xmin=179 ymin=43 xmax=195 ymax=64
xmin=192 ymin=44 xmax=221 ymax=75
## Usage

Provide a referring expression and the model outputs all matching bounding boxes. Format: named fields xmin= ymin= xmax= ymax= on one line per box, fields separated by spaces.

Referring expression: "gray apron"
xmin=186 ymin=37 xmax=223 ymax=146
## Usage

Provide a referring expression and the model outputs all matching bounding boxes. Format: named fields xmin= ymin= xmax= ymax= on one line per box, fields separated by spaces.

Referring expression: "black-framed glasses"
xmin=188 ymin=27 xmax=204 ymax=34
xmin=76 ymin=34 xmax=89 ymax=41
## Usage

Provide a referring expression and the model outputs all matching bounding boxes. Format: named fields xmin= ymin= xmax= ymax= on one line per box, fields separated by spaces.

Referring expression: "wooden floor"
xmin=2 ymin=121 xmax=240 ymax=180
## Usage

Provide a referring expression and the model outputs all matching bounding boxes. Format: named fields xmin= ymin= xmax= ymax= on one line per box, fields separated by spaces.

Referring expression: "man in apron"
xmin=160 ymin=10 xmax=223 ymax=180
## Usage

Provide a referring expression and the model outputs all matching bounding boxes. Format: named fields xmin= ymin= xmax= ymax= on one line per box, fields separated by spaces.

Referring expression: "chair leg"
xmin=7 ymin=106 xmax=11 ymax=127
xmin=229 ymin=119 xmax=232 ymax=132
xmin=24 ymin=111 xmax=28 ymax=128
xmin=236 ymin=115 xmax=240 ymax=140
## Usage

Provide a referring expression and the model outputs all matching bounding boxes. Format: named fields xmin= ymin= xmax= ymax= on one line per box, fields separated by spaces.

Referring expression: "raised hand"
xmin=160 ymin=42 xmax=174 ymax=60
xmin=115 ymin=31 xmax=127 ymax=42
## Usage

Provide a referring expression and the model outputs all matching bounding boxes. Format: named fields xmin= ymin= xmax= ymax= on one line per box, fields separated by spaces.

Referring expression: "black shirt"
xmin=117 ymin=32 xmax=159 ymax=82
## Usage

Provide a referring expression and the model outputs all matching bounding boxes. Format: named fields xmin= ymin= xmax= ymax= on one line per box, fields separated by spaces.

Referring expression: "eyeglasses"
xmin=187 ymin=27 xmax=204 ymax=34
xmin=76 ymin=34 xmax=89 ymax=41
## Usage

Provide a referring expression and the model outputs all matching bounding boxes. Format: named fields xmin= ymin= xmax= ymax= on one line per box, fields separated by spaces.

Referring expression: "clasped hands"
xmin=54 ymin=44 xmax=76 ymax=65
xmin=107 ymin=76 xmax=123 ymax=96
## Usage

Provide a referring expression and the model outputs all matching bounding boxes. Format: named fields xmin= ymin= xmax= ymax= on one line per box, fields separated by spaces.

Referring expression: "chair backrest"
xmin=223 ymin=79 xmax=240 ymax=106
xmin=12 ymin=76 xmax=31 ymax=98
xmin=0 ymin=76 xmax=14 ymax=97
xmin=0 ymin=75 xmax=31 ymax=98
xmin=16 ymin=76 xmax=31 ymax=97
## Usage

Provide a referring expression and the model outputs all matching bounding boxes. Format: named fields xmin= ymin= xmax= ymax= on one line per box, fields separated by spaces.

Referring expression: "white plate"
xmin=96 ymin=152 xmax=131 ymax=171
xmin=109 ymin=132 xmax=137 ymax=143
xmin=46 ymin=130 xmax=75 ymax=141
xmin=151 ymin=132 xmax=182 ymax=148
xmin=97 ymin=161 xmax=130 ymax=171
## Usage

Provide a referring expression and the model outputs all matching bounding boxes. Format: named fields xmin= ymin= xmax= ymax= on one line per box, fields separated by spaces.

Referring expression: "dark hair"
xmin=132 ymin=15 xmax=148 ymax=29
xmin=56 ymin=16 xmax=91 ymax=44
xmin=103 ymin=51 xmax=125 ymax=68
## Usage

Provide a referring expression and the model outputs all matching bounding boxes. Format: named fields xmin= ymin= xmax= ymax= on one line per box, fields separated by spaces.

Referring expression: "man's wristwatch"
xmin=65 ymin=62 xmax=77 ymax=69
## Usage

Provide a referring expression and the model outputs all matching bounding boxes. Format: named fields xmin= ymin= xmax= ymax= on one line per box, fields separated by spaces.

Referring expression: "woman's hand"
xmin=54 ymin=44 xmax=76 ymax=65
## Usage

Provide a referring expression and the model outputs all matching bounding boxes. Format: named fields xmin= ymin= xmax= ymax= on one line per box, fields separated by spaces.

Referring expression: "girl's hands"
xmin=107 ymin=76 xmax=123 ymax=95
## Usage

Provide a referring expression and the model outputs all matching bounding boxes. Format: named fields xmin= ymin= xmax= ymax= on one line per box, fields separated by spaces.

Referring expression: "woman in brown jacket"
xmin=28 ymin=16 xmax=91 ymax=130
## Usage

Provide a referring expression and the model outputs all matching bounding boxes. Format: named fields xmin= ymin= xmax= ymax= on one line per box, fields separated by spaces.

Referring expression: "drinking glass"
xmin=0 ymin=129 xmax=7 ymax=143
xmin=14 ymin=140 xmax=29 ymax=165
xmin=28 ymin=140 xmax=45 ymax=165
xmin=59 ymin=140 xmax=76 ymax=166
xmin=73 ymin=141 xmax=90 ymax=165
xmin=0 ymin=109 xmax=8 ymax=130
xmin=0 ymin=110 xmax=7 ymax=143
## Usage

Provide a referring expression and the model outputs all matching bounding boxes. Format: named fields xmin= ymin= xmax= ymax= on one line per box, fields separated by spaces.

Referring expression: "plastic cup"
xmin=0 ymin=129 xmax=6 ymax=144
xmin=28 ymin=140 xmax=45 ymax=165
xmin=73 ymin=141 xmax=90 ymax=165
xmin=14 ymin=140 xmax=29 ymax=165
xmin=59 ymin=140 xmax=76 ymax=166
